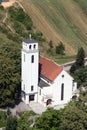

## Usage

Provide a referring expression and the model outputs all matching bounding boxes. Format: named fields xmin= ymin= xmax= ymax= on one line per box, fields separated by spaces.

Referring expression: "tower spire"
xmin=29 ymin=34 xmax=31 ymax=39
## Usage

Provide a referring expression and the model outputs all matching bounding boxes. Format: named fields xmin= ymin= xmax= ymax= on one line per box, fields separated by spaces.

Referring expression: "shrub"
xmin=56 ymin=42 xmax=65 ymax=55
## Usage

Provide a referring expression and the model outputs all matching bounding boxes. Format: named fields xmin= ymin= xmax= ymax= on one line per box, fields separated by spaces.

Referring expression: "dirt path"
xmin=2 ymin=10 xmax=15 ymax=33
xmin=3 ymin=12 xmax=7 ymax=23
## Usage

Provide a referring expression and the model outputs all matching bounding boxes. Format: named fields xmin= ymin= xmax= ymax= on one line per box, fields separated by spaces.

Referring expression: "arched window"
xmin=34 ymin=44 xmax=36 ymax=49
xmin=61 ymin=83 xmax=64 ymax=100
xmin=29 ymin=45 xmax=31 ymax=49
xmin=31 ymin=55 xmax=34 ymax=63
xmin=31 ymin=86 xmax=34 ymax=91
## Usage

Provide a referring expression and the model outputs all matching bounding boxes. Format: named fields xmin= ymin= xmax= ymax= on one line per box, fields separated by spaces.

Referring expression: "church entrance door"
xmin=46 ymin=99 xmax=52 ymax=106
xmin=29 ymin=95 xmax=35 ymax=102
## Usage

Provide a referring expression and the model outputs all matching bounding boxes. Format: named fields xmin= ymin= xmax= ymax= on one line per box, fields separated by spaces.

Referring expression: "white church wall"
xmin=52 ymin=70 xmax=73 ymax=105
xmin=38 ymin=86 xmax=53 ymax=106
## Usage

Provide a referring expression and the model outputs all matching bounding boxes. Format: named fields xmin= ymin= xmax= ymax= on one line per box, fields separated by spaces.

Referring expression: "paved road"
xmin=62 ymin=57 xmax=87 ymax=71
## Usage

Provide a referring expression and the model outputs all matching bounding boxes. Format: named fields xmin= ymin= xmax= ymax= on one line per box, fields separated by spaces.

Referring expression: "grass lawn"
xmin=52 ymin=55 xmax=76 ymax=64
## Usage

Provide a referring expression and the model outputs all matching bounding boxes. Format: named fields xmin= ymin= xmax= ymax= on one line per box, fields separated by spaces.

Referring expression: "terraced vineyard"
xmin=20 ymin=0 xmax=87 ymax=56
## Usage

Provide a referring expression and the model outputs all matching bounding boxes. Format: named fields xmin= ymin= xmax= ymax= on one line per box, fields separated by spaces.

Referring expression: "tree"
xmin=76 ymin=47 xmax=85 ymax=67
xmin=17 ymin=111 xmax=35 ymax=130
xmin=35 ymin=108 xmax=62 ymax=130
xmin=56 ymin=42 xmax=65 ymax=55
xmin=70 ymin=47 xmax=85 ymax=74
xmin=60 ymin=105 xmax=87 ymax=130
xmin=70 ymin=63 xmax=77 ymax=74
xmin=49 ymin=40 xmax=54 ymax=48
xmin=0 ymin=41 xmax=21 ymax=107
xmin=7 ymin=108 xmax=11 ymax=117
xmin=6 ymin=116 xmax=17 ymax=130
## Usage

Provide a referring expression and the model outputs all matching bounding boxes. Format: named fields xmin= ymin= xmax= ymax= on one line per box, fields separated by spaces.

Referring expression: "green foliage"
xmin=70 ymin=63 xmax=77 ymax=74
xmin=6 ymin=116 xmax=17 ymax=130
xmin=74 ymin=66 xmax=87 ymax=86
xmin=7 ymin=108 xmax=11 ymax=117
xmin=0 ymin=111 xmax=7 ymax=128
xmin=35 ymin=108 xmax=62 ymax=130
xmin=49 ymin=40 xmax=54 ymax=48
xmin=76 ymin=47 xmax=85 ymax=67
xmin=56 ymin=42 xmax=65 ymax=55
xmin=8 ymin=6 xmax=33 ymax=30
xmin=70 ymin=47 xmax=86 ymax=87
xmin=0 ymin=41 xmax=20 ymax=107
xmin=60 ymin=105 xmax=87 ymax=130
xmin=17 ymin=111 xmax=36 ymax=130
xmin=34 ymin=104 xmax=87 ymax=130
xmin=31 ymin=32 xmax=45 ymax=42
xmin=0 ymin=25 xmax=21 ymax=43
xmin=7 ymin=6 xmax=45 ymax=43
xmin=79 ymin=91 xmax=87 ymax=105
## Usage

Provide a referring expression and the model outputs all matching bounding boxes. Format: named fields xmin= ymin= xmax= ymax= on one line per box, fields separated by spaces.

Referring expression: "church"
xmin=21 ymin=39 xmax=77 ymax=107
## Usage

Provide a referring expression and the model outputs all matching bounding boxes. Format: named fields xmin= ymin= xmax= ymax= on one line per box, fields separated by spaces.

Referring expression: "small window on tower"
xmin=29 ymin=45 xmax=31 ymax=49
xmin=34 ymin=44 xmax=36 ymax=49
xmin=31 ymin=55 xmax=34 ymax=63
xmin=31 ymin=86 xmax=34 ymax=91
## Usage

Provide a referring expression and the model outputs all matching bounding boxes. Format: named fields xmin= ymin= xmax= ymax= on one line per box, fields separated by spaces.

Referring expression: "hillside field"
xmin=20 ymin=0 xmax=87 ymax=56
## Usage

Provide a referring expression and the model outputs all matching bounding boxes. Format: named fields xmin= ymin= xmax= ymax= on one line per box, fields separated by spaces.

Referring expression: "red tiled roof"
xmin=39 ymin=58 xmax=63 ymax=81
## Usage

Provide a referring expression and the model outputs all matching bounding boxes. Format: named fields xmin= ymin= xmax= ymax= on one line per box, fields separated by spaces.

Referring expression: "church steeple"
xmin=21 ymin=38 xmax=39 ymax=104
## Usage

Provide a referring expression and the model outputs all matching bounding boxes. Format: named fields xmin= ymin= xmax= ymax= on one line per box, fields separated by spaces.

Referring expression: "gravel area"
xmin=10 ymin=102 xmax=32 ymax=116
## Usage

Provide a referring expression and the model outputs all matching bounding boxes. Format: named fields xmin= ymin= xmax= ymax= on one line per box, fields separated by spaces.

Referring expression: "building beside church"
xmin=21 ymin=39 xmax=77 ymax=107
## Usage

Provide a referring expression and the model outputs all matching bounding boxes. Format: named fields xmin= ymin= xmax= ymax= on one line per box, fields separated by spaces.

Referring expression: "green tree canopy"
xmin=76 ymin=47 xmax=85 ymax=67
xmin=6 ymin=116 xmax=17 ymax=130
xmin=60 ymin=105 xmax=87 ymax=130
xmin=70 ymin=47 xmax=85 ymax=74
xmin=35 ymin=108 xmax=62 ymax=130
xmin=17 ymin=111 xmax=36 ymax=130
xmin=0 ymin=41 xmax=20 ymax=107
xmin=70 ymin=47 xmax=86 ymax=87
xmin=56 ymin=42 xmax=65 ymax=55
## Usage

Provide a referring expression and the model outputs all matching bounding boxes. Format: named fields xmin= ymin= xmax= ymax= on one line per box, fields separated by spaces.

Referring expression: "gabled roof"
xmin=39 ymin=58 xmax=63 ymax=81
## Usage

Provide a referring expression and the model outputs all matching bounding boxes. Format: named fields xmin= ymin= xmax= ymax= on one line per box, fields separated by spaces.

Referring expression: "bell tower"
xmin=21 ymin=38 xmax=39 ymax=104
